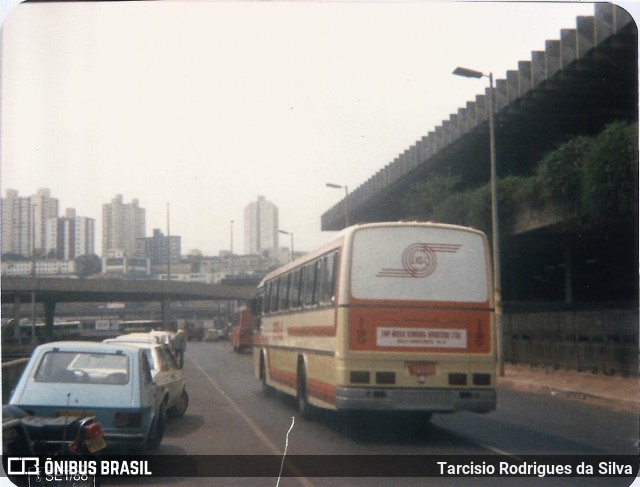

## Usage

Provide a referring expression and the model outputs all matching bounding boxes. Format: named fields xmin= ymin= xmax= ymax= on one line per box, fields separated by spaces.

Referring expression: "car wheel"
xmin=145 ymin=405 xmax=165 ymax=451
xmin=167 ymin=389 xmax=189 ymax=418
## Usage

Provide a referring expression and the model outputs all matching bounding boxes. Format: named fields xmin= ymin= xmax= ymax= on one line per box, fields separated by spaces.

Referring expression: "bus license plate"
xmin=407 ymin=362 xmax=436 ymax=376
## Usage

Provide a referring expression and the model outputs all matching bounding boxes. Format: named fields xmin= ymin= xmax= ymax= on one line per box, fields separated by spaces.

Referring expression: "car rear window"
xmin=34 ymin=351 xmax=129 ymax=385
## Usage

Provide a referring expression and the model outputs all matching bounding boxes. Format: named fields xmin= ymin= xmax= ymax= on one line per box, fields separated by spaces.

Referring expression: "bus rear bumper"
xmin=334 ymin=387 xmax=496 ymax=413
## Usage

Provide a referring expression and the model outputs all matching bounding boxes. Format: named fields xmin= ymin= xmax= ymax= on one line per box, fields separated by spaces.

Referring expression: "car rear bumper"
xmin=102 ymin=432 xmax=147 ymax=451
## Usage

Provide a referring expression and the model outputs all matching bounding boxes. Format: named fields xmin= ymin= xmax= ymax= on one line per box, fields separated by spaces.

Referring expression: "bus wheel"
xmin=296 ymin=364 xmax=314 ymax=420
xmin=260 ymin=354 xmax=275 ymax=397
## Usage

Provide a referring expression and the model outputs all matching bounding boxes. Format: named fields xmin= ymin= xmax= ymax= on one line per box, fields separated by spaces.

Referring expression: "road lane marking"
xmin=192 ymin=361 xmax=314 ymax=487
xmin=477 ymin=442 xmax=522 ymax=460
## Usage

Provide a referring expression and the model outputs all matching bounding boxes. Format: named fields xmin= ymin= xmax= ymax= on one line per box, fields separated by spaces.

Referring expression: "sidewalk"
xmin=497 ymin=364 xmax=638 ymax=413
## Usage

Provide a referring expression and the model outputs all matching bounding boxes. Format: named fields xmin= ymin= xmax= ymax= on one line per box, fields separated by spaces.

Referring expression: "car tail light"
xmin=83 ymin=421 xmax=104 ymax=439
xmin=115 ymin=412 xmax=142 ymax=428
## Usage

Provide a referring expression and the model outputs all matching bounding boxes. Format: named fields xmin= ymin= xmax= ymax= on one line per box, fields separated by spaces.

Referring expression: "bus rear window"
xmin=350 ymin=226 xmax=489 ymax=303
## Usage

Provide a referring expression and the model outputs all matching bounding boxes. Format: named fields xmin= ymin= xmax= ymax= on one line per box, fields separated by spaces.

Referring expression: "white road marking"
xmin=192 ymin=360 xmax=314 ymax=487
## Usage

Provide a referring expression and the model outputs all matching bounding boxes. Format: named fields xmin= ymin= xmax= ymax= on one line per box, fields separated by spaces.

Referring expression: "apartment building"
xmin=102 ymin=195 xmax=146 ymax=257
xmin=244 ymin=195 xmax=279 ymax=256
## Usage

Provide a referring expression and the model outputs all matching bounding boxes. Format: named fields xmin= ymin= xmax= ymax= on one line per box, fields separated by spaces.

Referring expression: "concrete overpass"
xmin=320 ymin=4 xmax=637 ymax=305
xmin=1 ymin=276 xmax=255 ymax=337
xmin=321 ymin=4 xmax=636 ymax=231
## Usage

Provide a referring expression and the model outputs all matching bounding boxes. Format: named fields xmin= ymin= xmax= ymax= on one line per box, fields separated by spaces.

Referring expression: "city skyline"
xmin=2 ymin=188 xmax=293 ymax=259
xmin=1 ymin=2 xmax=603 ymax=257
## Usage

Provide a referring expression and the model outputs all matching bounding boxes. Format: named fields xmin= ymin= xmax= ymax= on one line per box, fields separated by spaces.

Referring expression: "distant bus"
xmin=17 ymin=321 xmax=82 ymax=340
xmin=230 ymin=308 xmax=254 ymax=352
xmin=253 ymin=222 xmax=496 ymax=422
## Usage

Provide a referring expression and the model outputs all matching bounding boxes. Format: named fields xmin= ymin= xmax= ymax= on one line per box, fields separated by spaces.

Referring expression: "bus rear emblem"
xmin=377 ymin=243 xmax=461 ymax=278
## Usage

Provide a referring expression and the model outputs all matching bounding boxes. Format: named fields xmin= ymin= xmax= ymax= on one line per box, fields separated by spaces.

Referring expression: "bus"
xmin=230 ymin=307 xmax=254 ymax=352
xmin=13 ymin=321 xmax=82 ymax=341
xmin=253 ymin=221 xmax=497 ymax=422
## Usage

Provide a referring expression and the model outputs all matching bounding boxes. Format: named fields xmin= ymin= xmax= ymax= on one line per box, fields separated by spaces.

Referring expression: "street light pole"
xmin=167 ymin=203 xmax=171 ymax=282
xmin=278 ymin=230 xmax=294 ymax=262
xmin=326 ymin=182 xmax=350 ymax=228
xmin=230 ymin=220 xmax=234 ymax=276
xmin=453 ymin=66 xmax=503 ymax=376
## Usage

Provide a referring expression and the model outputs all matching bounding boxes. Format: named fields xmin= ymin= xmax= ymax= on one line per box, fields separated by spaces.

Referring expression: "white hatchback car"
xmin=104 ymin=335 xmax=188 ymax=418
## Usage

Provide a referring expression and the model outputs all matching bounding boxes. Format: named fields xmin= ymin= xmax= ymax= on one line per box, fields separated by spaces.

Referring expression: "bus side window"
xmin=264 ymin=282 xmax=272 ymax=314
xmin=319 ymin=252 xmax=336 ymax=306
xmin=313 ymin=259 xmax=322 ymax=306
xmin=304 ymin=260 xmax=319 ymax=307
xmin=272 ymin=278 xmax=280 ymax=312
xmin=298 ymin=267 xmax=306 ymax=308
xmin=281 ymin=273 xmax=291 ymax=311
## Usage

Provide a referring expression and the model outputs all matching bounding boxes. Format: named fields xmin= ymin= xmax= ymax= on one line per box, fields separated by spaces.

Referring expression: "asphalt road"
xmin=102 ymin=340 xmax=637 ymax=487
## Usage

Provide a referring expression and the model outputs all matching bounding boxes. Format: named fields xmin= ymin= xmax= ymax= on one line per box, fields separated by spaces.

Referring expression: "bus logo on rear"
xmin=377 ymin=243 xmax=461 ymax=278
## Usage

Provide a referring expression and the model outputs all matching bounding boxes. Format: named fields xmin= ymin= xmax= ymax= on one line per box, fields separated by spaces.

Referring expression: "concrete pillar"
xmin=13 ymin=296 xmax=21 ymax=342
xmin=161 ymin=297 xmax=172 ymax=330
xmin=44 ymin=300 xmax=56 ymax=343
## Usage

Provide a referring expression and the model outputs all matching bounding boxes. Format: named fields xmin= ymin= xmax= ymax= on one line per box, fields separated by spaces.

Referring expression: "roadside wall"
xmin=504 ymin=310 xmax=638 ymax=377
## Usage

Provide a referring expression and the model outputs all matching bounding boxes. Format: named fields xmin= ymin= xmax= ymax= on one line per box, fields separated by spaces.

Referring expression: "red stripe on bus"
xmin=287 ymin=326 xmax=336 ymax=337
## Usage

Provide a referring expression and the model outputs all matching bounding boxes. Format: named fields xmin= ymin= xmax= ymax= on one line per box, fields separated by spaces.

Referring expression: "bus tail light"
xmin=350 ymin=371 xmax=370 ymax=384
xmin=448 ymin=373 xmax=467 ymax=386
xmin=473 ymin=373 xmax=491 ymax=386
xmin=375 ymin=372 xmax=395 ymax=385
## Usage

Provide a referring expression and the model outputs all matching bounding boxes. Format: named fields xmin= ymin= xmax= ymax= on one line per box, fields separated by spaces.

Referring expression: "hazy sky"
xmin=0 ymin=1 xmax=609 ymax=257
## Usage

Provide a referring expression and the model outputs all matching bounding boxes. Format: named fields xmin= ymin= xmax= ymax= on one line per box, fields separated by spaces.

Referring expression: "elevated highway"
xmin=1 ymin=276 xmax=255 ymax=339
xmin=1 ymin=276 xmax=253 ymax=304
xmin=322 ymin=4 xmax=636 ymax=232
xmin=320 ymin=4 xmax=637 ymax=305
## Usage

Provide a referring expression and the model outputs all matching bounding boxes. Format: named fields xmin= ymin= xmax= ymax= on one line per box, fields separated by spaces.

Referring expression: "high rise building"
xmin=45 ymin=209 xmax=96 ymax=260
xmin=1 ymin=188 xmax=58 ymax=258
xmin=2 ymin=189 xmax=32 ymax=257
xmin=244 ymin=195 xmax=278 ymax=256
xmin=102 ymin=195 xmax=146 ymax=257
xmin=136 ymin=228 xmax=181 ymax=266
xmin=32 ymin=188 xmax=59 ymax=255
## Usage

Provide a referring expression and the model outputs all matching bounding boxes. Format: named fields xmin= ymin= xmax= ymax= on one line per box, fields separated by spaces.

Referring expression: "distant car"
xmin=204 ymin=328 xmax=218 ymax=342
xmin=107 ymin=332 xmax=160 ymax=344
xmin=9 ymin=341 xmax=165 ymax=451
xmin=103 ymin=336 xmax=188 ymax=419
xmin=185 ymin=322 xmax=205 ymax=341
xmin=150 ymin=329 xmax=175 ymax=346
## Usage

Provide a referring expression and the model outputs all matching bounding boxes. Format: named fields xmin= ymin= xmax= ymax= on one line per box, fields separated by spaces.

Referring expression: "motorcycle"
xmin=3 ymin=404 xmax=107 ymax=456
xmin=3 ymin=405 xmax=106 ymax=487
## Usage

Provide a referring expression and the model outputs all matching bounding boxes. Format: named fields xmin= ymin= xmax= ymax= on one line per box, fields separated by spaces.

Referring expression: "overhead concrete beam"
xmin=545 ymin=40 xmax=562 ymax=79
xmin=320 ymin=5 xmax=635 ymax=233
xmin=518 ymin=61 xmax=533 ymax=94
xmin=561 ymin=29 xmax=578 ymax=68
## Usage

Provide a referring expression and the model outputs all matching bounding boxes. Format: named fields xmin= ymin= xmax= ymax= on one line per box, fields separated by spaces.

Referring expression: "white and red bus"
xmin=253 ymin=222 xmax=496 ymax=421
